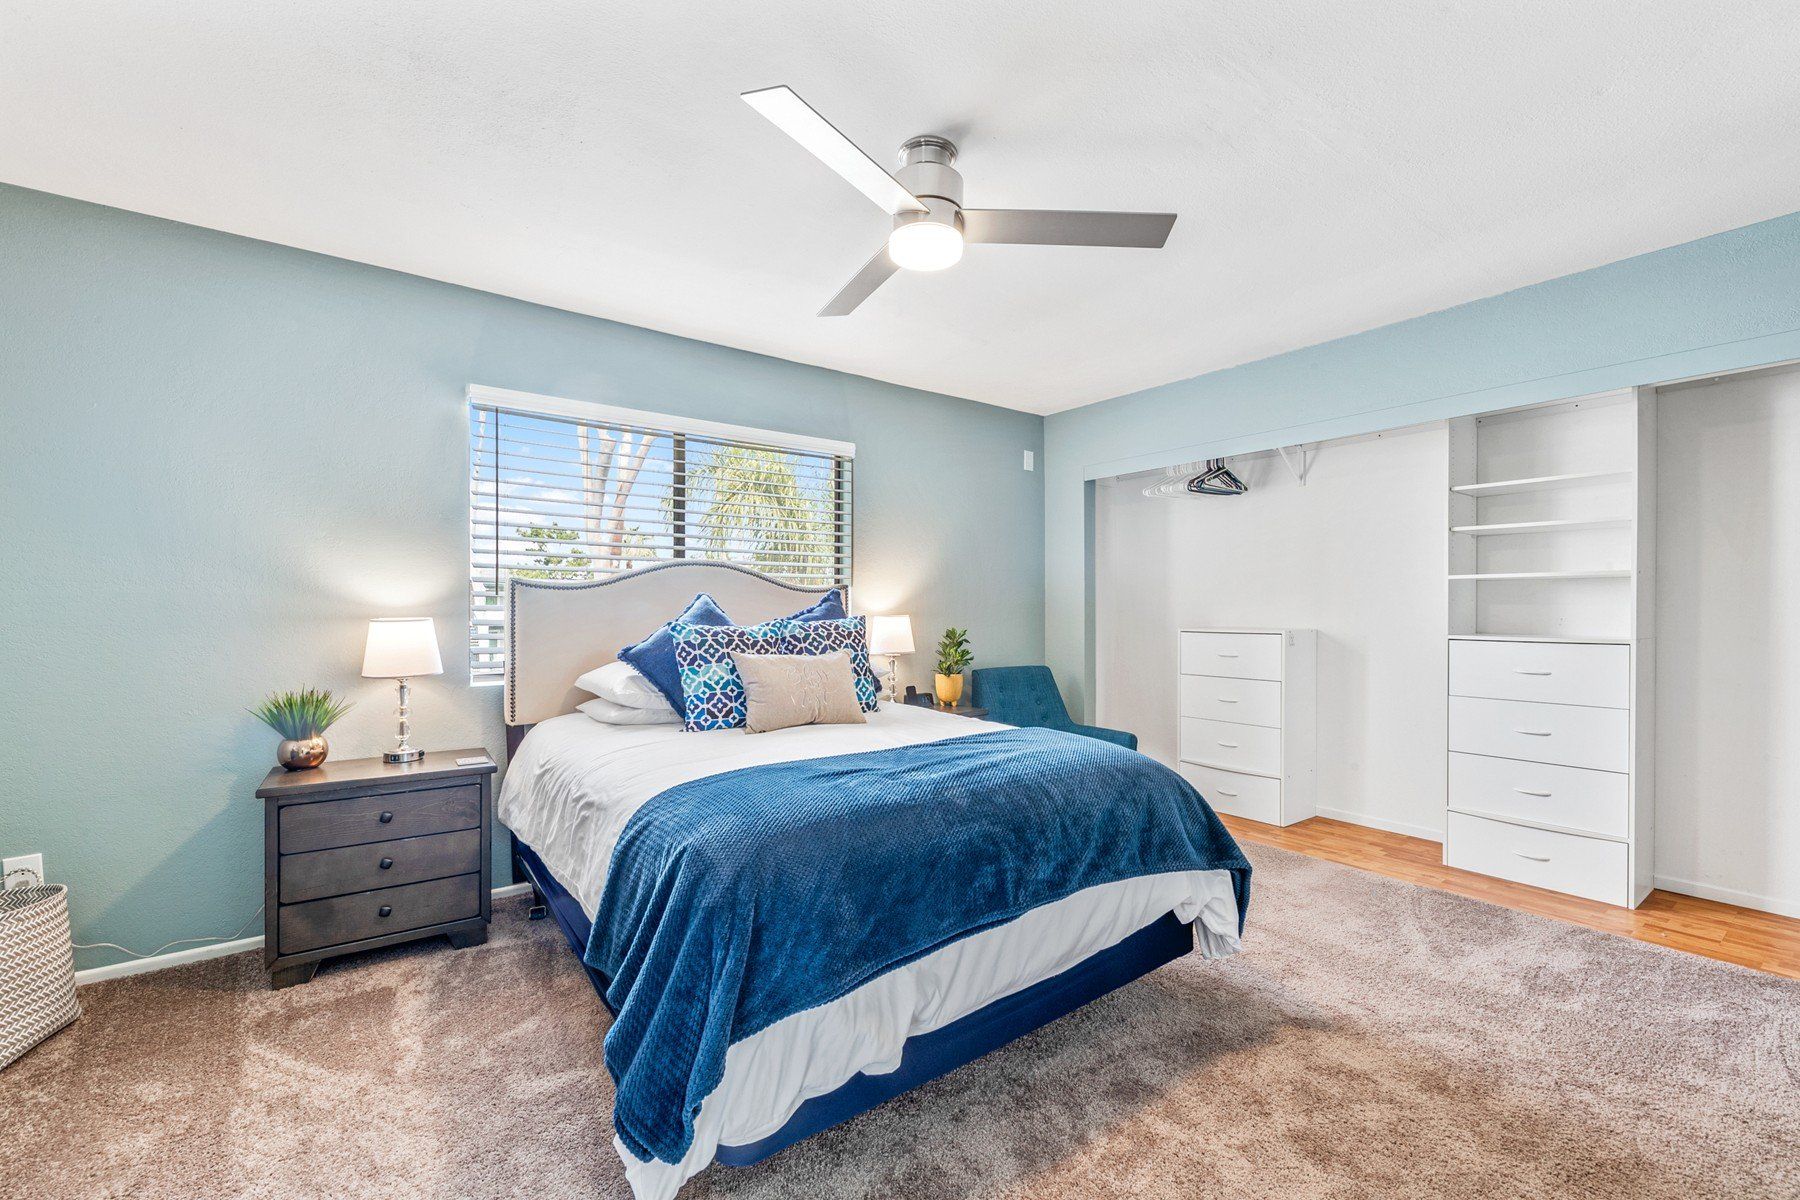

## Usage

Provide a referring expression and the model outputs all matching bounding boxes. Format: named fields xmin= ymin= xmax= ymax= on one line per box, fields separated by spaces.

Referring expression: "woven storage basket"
xmin=0 ymin=881 xmax=82 ymax=1070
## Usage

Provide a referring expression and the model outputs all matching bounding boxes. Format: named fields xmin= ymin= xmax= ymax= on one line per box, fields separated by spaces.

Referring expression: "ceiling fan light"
xmin=888 ymin=221 xmax=963 ymax=271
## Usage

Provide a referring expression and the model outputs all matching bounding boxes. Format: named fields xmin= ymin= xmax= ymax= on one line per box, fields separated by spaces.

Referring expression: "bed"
xmin=497 ymin=561 xmax=1249 ymax=1199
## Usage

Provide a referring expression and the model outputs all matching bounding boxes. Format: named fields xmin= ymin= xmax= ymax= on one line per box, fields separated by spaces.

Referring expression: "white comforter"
xmin=498 ymin=703 xmax=1242 ymax=1200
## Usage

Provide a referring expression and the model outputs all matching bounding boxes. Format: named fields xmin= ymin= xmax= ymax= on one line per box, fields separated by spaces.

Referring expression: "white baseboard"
xmin=1653 ymin=874 xmax=1800 ymax=919
xmin=1313 ymin=805 xmax=1445 ymax=843
xmin=74 ymin=935 xmax=266 ymax=986
xmin=74 ymin=882 xmax=539 ymax=987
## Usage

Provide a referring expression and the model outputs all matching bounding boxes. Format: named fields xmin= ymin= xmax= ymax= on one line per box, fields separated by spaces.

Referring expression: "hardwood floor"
xmin=1221 ymin=814 xmax=1800 ymax=981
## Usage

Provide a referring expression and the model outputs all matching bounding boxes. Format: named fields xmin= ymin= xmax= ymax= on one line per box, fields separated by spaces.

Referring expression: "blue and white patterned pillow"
xmin=670 ymin=618 xmax=794 ymax=731
xmin=782 ymin=616 xmax=880 ymax=712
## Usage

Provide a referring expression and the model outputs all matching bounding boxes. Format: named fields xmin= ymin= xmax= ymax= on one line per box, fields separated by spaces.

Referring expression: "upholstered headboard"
xmin=504 ymin=561 xmax=840 ymax=728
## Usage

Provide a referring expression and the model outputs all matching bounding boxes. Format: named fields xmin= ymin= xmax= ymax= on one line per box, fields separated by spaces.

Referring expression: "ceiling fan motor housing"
xmin=894 ymin=135 xmax=962 ymax=235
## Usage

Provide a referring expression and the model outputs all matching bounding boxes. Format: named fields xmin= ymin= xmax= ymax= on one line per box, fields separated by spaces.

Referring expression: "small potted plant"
xmin=934 ymin=627 xmax=972 ymax=708
xmin=252 ymin=688 xmax=354 ymax=771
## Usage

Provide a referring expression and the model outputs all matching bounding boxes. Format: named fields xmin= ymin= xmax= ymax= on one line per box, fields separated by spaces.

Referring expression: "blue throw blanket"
xmin=585 ymin=727 xmax=1251 ymax=1164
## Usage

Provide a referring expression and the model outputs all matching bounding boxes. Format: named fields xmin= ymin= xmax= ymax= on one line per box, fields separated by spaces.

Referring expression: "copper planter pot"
xmin=276 ymin=736 xmax=329 ymax=771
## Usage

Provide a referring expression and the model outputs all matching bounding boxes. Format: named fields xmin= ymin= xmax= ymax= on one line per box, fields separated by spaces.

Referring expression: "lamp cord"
xmin=71 ymin=904 xmax=266 ymax=960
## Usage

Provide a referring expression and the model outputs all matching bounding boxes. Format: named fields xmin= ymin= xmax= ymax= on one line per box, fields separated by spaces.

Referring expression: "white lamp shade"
xmin=868 ymin=614 xmax=915 ymax=656
xmin=361 ymin=617 xmax=444 ymax=679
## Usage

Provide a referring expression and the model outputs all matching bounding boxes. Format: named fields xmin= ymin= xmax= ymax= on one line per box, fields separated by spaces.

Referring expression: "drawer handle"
xmin=1513 ymin=669 xmax=1553 ymax=676
xmin=1216 ymin=652 xmax=1240 ymax=658
xmin=378 ymin=905 xmax=393 ymax=918
xmin=1217 ymin=741 xmax=1239 ymax=748
xmin=1512 ymin=852 xmax=1551 ymax=863
xmin=1218 ymin=789 xmax=1240 ymax=797
xmin=1513 ymin=788 xmax=1553 ymax=798
xmin=379 ymin=857 xmax=395 ymax=870
xmin=379 ymin=811 xmax=394 ymax=824
xmin=1216 ymin=697 xmax=1239 ymax=704
xmin=1513 ymin=729 xmax=1553 ymax=737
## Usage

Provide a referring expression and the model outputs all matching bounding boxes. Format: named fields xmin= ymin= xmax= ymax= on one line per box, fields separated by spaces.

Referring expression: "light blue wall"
xmin=0 ymin=184 xmax=1044 ymax=970
xmin=1045 ymin=212 xmax=1800 ymax=718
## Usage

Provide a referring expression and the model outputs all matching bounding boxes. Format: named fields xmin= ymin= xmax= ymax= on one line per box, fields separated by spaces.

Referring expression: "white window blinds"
xmin=468 ymin=394 xmax=854 ymax=682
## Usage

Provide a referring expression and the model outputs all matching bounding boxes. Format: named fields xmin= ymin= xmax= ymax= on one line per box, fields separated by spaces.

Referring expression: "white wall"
xmin=1096 ymin=369 xmax=1800 ymax=917
xmin=1655 ymin=367 xmax=1800 ymax=917
xmin=1095 ymin=423 xmax=1449 ymax=840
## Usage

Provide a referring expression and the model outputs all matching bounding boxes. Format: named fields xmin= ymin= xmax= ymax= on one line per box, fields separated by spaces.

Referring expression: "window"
xmin=467 ymin=387 xmax=854 ymax=683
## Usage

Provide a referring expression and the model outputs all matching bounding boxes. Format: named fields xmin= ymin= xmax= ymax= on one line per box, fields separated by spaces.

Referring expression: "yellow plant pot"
xmin=934 ymin=673 xmax=965 ymax=708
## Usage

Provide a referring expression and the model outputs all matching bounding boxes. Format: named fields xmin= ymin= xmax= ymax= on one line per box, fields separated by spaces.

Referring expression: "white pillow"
xmin=575 ymin=661 xmax=676 ymax=713
xmin=577 ymin=696 xmax=681 ymax=726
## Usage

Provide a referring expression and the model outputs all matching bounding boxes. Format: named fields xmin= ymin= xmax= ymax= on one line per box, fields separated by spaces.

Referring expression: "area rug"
xmin=3 ymin=843 xmax=1795 ymax=1199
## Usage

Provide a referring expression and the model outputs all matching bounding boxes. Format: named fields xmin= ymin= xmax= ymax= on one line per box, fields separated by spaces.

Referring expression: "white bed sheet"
xmin=498 ymin=704 xmax=1242 ymax=1200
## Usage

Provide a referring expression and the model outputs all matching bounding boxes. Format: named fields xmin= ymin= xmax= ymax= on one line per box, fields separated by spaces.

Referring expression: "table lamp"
xmin=867 ymin=614 xmax=914 ymax=703
xmin=362 ymin=617 xmax=443 ymax=763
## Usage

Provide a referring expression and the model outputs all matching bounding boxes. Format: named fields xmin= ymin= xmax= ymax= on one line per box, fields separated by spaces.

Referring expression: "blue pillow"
xmin=784 ymin=615 xmax=880 ymax=711
xmin=788 ymin=589 xmax=847 ymax=623
xmin=670 ymin=618 xmax=794 ymax=731
xmin=618 ymin=593 xmax=732 ymax=718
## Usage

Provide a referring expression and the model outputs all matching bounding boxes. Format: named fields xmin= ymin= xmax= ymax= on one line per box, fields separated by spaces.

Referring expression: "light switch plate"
xmin=1023 ymin=450 xmax=1035 ymax=472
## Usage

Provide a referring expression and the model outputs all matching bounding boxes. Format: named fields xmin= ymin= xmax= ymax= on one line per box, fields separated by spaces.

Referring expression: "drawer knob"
xmin=1513 ymin=852 xmax=1551 ymax=863
xmin=379 ymin=811 xmax=394 ymax=824
xmin=1514 ymin=788 xmax=1553 ymax=798
xmin=378 ymin=905 xmax=393 ymax=918
xmin=379 ymin=857 xmax=395 ymax=870
xmin=1513 ymin=669 xmax=1553 ymax=676
xmin=1513 ymin=730 xmax=1553 ymax=737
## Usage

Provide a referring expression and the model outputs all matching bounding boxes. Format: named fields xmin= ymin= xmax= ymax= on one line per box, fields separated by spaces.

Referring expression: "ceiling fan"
xmin=741 ymin=86 xmax=1178 ymax=316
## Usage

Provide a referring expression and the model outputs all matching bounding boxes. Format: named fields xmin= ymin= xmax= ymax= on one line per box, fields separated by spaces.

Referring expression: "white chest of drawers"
xmin=1445 ymin=637 xmax=1650 ymax=907
xmin=1176 ymin=629 xmax=1316 ymax=826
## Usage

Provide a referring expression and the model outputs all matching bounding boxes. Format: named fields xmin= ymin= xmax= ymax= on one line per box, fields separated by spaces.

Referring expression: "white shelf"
xmin=1448 ymin=570 xmax=1632 ymax=581
xmin=1450 ymin=517 xmax=1631 ymax=536
xmin=1450 ymin=470 xmax=1631 ymax=496
xmin=1449 ymin=633 xmax=1633 ymax=645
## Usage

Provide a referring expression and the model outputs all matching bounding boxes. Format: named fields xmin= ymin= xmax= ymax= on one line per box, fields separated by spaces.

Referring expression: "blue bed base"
xmin=511 ymin=838 xmax=1194 ymax=1167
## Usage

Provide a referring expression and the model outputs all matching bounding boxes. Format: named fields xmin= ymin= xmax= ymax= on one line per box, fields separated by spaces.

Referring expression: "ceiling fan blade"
xmin=961 ymin=209 xmax=1177 ymax=248
xmin=819 ymin=246 xmax=900 ymax=316
xmin=742 ymin=86 xmax=927 ymax=217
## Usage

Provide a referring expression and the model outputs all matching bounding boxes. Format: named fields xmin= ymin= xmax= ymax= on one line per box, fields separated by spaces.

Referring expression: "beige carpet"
xmin=4 ymin=843 xmax=1797 ymax=1199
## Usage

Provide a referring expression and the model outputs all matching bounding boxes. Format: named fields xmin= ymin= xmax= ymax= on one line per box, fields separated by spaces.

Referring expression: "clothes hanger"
xmin=1187 ymin=459 xmax=1247 ymax=496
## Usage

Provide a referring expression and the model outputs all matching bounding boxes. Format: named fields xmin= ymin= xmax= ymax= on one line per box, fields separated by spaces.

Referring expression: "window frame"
xmin=465 ymin=385 xmax=856 ymax=686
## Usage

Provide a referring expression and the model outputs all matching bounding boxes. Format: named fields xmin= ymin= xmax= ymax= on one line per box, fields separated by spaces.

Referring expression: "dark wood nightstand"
xmin=902 ymin=697 xmax=989 ymax=720
xmin=256 ymin=749 xmax=497 ymax=990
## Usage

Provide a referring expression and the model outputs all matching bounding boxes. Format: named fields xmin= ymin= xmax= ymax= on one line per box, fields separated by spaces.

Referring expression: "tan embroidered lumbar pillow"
xmin=731 ymin=651 xmax=867 ymax=734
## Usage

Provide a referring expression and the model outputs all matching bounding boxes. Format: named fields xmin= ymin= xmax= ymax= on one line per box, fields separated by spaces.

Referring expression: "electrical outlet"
xmin=1023 ymin=449 xmax=1035 ymax=472
xmin=3 ymin=853 xmax=44 ymax=889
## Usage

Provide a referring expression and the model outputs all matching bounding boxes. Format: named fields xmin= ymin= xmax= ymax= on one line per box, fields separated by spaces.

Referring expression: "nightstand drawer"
xmin=279 ymin=827 xmax=482 ymax=903
xmin=278 ymin=873 xmax=481 ymax=955
xmin=279 ymin=782 xmax=481 ymax=853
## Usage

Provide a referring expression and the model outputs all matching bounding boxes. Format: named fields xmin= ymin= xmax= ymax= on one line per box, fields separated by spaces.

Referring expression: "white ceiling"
xmin=4 ymin=2 xmax=1799 ymax=415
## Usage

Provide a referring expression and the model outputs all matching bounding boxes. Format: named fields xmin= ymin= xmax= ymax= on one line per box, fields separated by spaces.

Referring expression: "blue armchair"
xmin=970 ymin=665 xmax=1138 ymax=750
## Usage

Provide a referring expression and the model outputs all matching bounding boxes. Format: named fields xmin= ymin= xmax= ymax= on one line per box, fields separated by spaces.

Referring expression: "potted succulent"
xmin=934 ymin=627 xmax=973 ymax=708
xmin=251 ymin=688 xmax=354 ymax=770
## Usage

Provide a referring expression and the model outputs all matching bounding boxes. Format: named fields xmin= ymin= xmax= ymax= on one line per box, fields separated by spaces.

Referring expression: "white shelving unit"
xmin=1443 ymin=388 xmax=1656 ymax=907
